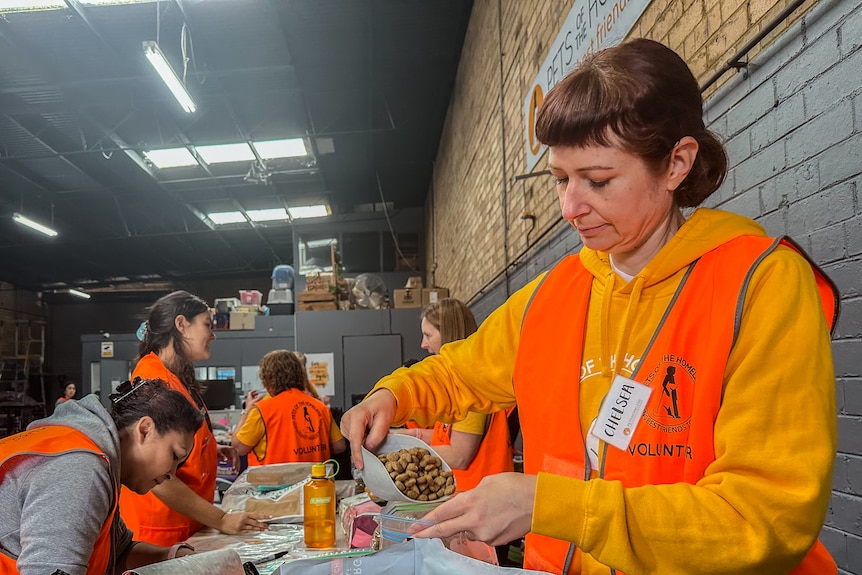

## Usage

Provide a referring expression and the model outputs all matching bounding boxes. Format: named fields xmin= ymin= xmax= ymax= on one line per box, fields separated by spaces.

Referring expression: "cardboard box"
xmin=298 ymin=301 xmax=339 ymax=311
xmin=421 ymin=287 xmax=450 ymax=306
xmin=298 ymin=290 xmax=337 ymax=303
xmin=405 ymin=276 xmax=424 ymax=289
xmin=305 ymin=273 xmax=332 ymax=292
xmin=229 ymin=311 xmax=257 ymax=330
xmin=393 ymin=288 xmax=422 ymax=308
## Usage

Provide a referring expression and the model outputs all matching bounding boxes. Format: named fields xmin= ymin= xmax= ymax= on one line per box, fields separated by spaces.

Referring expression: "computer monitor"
xmin=201 ymin=378 xmax=235 ymax=410
xmin=216 ymin=367 xmax=236 ymax=380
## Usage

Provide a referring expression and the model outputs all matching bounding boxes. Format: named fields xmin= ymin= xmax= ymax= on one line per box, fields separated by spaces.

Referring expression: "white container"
xmin=360 ymin=434 xmax=455 ymax=503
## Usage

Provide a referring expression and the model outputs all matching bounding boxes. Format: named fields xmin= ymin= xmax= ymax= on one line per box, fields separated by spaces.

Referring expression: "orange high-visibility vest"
xmin=514 ymin=236 xmax=838 ymax=575
xmin=0 ymin=426 xmax=116 ymax=575
xmin=119 ymin=352 xmax=217 ymax=545
xmin=250 ymin=388 xmax=333 ymax=465
xmin=430 ymin=408 xmax=515 ymax=491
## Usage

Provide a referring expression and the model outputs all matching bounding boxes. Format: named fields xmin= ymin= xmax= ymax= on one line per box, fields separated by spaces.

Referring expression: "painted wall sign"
xmin=523 ymin=0 xmax=651 ymax=171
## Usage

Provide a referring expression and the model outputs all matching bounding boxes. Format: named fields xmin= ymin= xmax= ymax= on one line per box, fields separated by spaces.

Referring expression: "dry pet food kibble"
xmin=377 ymin=447 xmax=455 ymax=500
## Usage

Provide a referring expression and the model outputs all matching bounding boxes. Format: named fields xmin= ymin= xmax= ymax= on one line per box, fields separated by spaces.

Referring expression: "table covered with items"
xmin=122 ymin=436 xmax=546 ymax=575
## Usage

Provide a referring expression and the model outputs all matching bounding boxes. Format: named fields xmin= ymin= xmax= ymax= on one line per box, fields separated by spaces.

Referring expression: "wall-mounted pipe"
xmin=699 ymin=0 xmax=806 ymax=92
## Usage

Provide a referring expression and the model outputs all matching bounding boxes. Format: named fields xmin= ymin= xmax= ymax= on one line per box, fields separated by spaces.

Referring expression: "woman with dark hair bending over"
xmin=0 ymin=378 xmax=203 ymax=575
xmin=342 ymin=39 xmax=838 ymax=574
xmin=120 ymin=290 xmax=269 ymax=546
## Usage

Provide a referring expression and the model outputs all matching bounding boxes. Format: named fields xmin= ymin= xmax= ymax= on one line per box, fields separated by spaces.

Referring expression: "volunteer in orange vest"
xmin=341 ymin=39 xmax=838 ymax=575
xmin=231 ymin=349 xmax=346 ymax=464
xmin=55 ymin=380 xmax=77 ymax=407
xmin=392 ymin=298 xmax=514 ymax=491
xmin=120 ymin=291 xmax=269 ymax=546
xmin=0 ymin=378 xmax=202 ymax=575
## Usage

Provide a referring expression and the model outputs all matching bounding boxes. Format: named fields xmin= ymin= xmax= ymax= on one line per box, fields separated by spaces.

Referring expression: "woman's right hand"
xmin=244 ymin=390 xmax=262 ymax=409
xmin=217 ymin=511 xmax=270 ymax=535
xmin=340 ymin=389 xmax=397 ymax=470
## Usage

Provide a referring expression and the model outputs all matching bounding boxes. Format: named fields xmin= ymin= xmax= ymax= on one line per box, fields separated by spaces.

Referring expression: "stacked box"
xmin=305 ymin=273 xmax=332 ymax=291
xmin=421 ymin=287 xmax=449 ymax=306
xmin=393 ymin=288 xmax=422 ymax=308
xmin=297 ymin=289 xmax=338 ymax=311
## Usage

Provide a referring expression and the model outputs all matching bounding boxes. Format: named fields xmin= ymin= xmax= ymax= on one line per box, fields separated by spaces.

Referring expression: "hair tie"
xmin=136 ymin=321 xmax=148 ymax=342
xmin=110 ymin=377 xmax=147 ymax=404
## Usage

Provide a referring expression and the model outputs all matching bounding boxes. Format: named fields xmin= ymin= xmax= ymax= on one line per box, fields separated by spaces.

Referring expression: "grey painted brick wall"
xmin=471 ymin=0 xmax=862 ymax=571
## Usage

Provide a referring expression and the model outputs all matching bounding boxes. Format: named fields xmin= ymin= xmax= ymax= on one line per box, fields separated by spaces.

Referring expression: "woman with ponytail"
xmin=119 ymin=290 xmax=269 ymax=546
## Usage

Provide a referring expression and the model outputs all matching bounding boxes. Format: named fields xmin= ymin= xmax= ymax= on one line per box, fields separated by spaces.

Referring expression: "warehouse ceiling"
xmin=0 ymin=0 xmax=472 ymax=292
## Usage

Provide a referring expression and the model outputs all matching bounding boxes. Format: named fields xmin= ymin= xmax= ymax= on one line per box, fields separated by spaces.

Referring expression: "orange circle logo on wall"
xmin=291 ymin=400 xmax=324 ymax=441
xmin=642 ymin=356 xmax=696 ymax=434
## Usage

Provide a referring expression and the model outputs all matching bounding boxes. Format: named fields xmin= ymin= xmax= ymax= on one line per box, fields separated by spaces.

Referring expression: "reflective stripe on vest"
xmin=251 ymin=389 xmax=332 ymax=465
xmin=0 ymin=426 xmax=116 ymax=575
xmin=514 ymin=236 xmax=838 ymax=575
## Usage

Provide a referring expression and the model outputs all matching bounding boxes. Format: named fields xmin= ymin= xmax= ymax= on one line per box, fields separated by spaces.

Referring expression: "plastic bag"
xmin=122 ymin=548 xmax=244 ymax=575
xmin=276 ymin=538 xmax=553 ymax=575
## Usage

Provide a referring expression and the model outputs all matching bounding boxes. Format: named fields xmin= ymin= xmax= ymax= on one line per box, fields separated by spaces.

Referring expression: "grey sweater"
xmin=0 ymin=395 xmax=134 ymax=575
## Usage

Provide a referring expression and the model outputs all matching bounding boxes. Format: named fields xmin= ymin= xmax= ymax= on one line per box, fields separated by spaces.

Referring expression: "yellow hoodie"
xmin=372 ymin=208 xmax=836 ymax=575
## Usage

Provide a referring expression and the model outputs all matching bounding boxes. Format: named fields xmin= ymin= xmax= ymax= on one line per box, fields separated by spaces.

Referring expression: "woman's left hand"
xmin=217 ymin=445 xmax=240 ymax=471
xmin=218 ymin=511 xmax=270 ymax=535
xmin=412 ymin=473 xmax=536 ymax=546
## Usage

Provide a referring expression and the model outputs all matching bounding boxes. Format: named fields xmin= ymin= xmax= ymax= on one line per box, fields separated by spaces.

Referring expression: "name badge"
xmin=591 ymin=375 xmax=652 ymax=451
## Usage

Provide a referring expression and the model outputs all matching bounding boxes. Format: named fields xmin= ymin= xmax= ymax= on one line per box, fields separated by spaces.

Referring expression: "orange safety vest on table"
xmin=430 ymin=408 xmax=515 ymax=491
xmin=250 ymin=388 xmax=333 ymax=465
xmin=513 ymin=236 xmax=838 ymax=575
xmin=119 ymin=352 xmax=217 ymax=546
xmin=0 ymin=426 xmax=116 ymax=575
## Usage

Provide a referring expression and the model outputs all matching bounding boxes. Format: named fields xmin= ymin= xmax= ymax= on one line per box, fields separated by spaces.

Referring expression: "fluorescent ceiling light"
xmin=246 ymin=208 xmax=288 ymax=222
xmin=0 ymin=1 xmax=64 ymax=11
xmin=143 ymin=41 xmax=196 ymax=113
xmin=144 ymin=147 xmax=198 ymax=168
xmin=253 ymin=138 xmax=307 ymax=159
xmin=12 ymin=212 xmax=58 ymax=237
xmin=81 ymin=0 xmax=156 ymax=4
xmin=288 ymin=205 xmax=330 ymax=219
xmin=196 ymin=143 xmax=255 ymax=164
xmin=207 ymin=211 xmax=247 ymax=225
xmin=68 ymin=289 xmax=91 ymax=299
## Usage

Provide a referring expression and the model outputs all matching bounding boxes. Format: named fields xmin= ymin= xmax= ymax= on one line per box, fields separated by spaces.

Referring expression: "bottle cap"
xmin=311 ymin=463 xmax=326 ymax=478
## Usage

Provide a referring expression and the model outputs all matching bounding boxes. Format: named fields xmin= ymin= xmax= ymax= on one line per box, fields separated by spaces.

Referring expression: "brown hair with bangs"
xmin=535 ymin=38 xmax=727 ymax=208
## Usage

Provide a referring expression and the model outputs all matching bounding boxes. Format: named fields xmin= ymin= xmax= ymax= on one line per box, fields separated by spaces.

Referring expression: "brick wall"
xmin=430 ymin=0 xmax=862 ymax=571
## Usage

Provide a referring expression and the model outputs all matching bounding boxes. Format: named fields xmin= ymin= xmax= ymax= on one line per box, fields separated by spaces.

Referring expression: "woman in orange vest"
xmin=231 ymin=349 xmax=346 ymax=464
xmin=393 ymin=298 xmax=514 ymax=492
xmin=341 ymin=39 xmax=838 ymax=575
xmin=0 ymin=378 xmax=202 ymax=575
xmin=55 ymin=379 xmax=77 ymax=407
xmin=119 ymin=291 xmax=269 ymax=546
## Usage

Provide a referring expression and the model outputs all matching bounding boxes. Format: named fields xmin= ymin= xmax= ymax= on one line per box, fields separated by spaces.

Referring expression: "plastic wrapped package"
xmin=122 ymin=548 xmax=244 ymax=575
xmin=338 ymin=492 xmax=382 ymax=548
xmin=276 ymin=538 xmax=551 ymax=575
xmin=221 ymin=462 xmax=353 ymax=524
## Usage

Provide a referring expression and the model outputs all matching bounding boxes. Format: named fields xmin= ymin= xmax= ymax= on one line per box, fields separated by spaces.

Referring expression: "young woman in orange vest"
xmin=391 ymin=298 xmax=514 ymax=492
xmin=231 ymin=349 xmax=346 ymax=464
xmin=55 ymin=380 xmax=77 ymax=407
xmin=0 ymin=378 xmax=203 ymax=575
xmin=119 ymin=291 xmax=269 ymax=546
xmin=341 ymin=39 xmax=838 ymax=575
